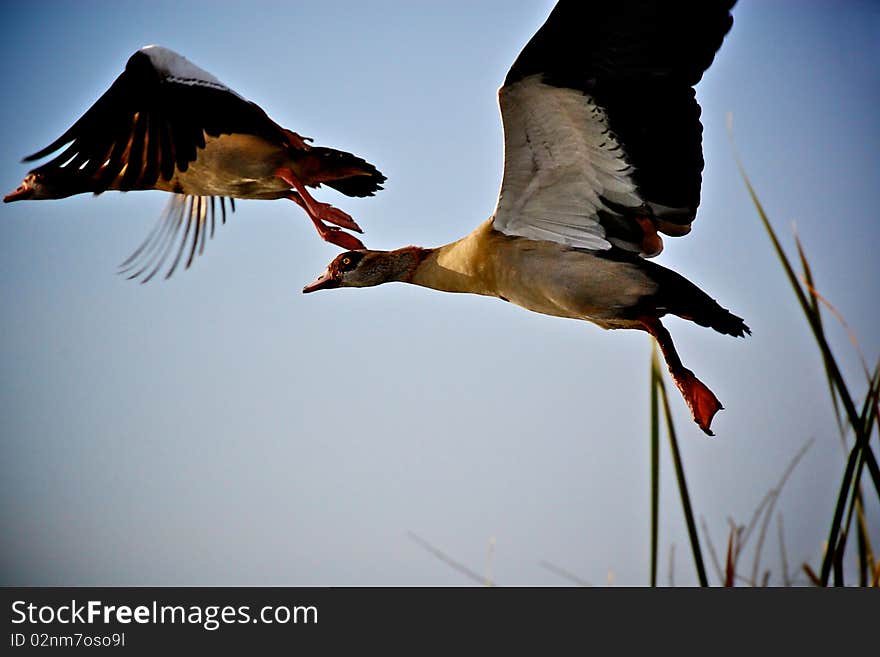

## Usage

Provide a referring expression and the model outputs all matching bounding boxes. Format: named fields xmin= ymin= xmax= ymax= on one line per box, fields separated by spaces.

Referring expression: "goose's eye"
xmin=342 ymin=257 xmax=351 ymax=267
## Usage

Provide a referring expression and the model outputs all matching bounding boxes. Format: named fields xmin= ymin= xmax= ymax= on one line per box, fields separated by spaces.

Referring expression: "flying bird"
xmin=4 ymin=45 xmax=385 ymax=281
xmin=303 ymin=0 xmax=746 ymax=435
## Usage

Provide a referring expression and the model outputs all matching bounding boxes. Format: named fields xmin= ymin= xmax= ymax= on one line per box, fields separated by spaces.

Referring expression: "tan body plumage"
xmin=406 ymin=219 xmax=656 ymax=328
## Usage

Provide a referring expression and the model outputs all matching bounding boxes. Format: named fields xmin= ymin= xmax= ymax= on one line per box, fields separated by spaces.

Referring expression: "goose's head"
xmin=303 ymin=247 xmax=427 ymax=293
xmin=4 ymin=172 xmax=46 ymax=202
xmin=4 ymin=170 xmax=78 ymax=202
xmin=303 ymin=250 xmax=386 ymax=293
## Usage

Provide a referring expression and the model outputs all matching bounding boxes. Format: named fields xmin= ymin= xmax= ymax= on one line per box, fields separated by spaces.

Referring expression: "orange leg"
xmin=640 ymin=316 xmax=722 ymax=436
xmin=275 ymin=167 xmax=362 ymax=232
xmin=285 ymin=192 xmax=366 ymax=250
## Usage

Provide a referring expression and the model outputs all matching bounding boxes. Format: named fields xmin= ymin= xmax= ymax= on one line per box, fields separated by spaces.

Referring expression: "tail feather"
xmin=685 ymin=294 xmax=750 ymax=337
xmin=640 ymin=259 xmax=750 ymax=338
xmin=309 ymin=146 xmax=386 ymax=198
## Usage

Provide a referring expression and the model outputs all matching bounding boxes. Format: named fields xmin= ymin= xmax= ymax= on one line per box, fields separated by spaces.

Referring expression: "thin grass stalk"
xmin=855 ymin=433 xmax=877 ymax=577
xmin=825 ymin=452 xmax=868 ymax=584
xmin=701 ymin=517 xmax=725 ymax=584
xmin=736 ymin=161 xmax=864 ymax=433
xmin=739 ymin=490 xmax=773 ymax=551
xmin=794 ymin=234 xmax=846 ymax=437
xmin=406 ymin=532 xmax=489 ymax=586
xmin=839 ymin=370 xmax=880 ymax=554
xmin=650 ymin=344 xmax=661 ymax=587
xmin=539 ymin=561 xmax=591 ymax=587
xmin=795 ymin=236 xmax=880 ymax=579
xmin=656 ymin=357 xmax=709 ymax=586
xmin=813 ymin=369 xmax=879 ymax=585
xmin=731 ymin=147 xmax=879 ymax=584
xmin=802 ymin=246 xmax=880 ymax=586
xmin=861 ymin=358 xmax=880 ymax=495
xmin=792 ymin=242 xmax=880 ymax=501
xmin=856 ymin=497 xmax=875 ymax=583
xmin=724 ymin=526 xmax=736 ymax=587
xmin=749 ymin=440 xmax=813 ymax=585
xmin=857 ymin=510 xmax=868 ymax=587
xmin=803 ymin=563 xmax=821 ymax=586
xmin=864 ymin=446 xmax=880 ymax=500
xmin=831 ymin=395 xmax=880 ymax=584
xmin=833 ymin=533 xmax=846 ymax=586
xmin=729 ymin=129 xmax=872 ymax=449
xmin=800 ymin=309 xmax=880 ymax=583
xmin=778 ymin=515 xmax=792 ymax=587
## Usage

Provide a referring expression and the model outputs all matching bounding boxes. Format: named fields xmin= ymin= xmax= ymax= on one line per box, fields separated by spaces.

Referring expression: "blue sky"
xmin=1 ymin=1 xmax=878 ymax=585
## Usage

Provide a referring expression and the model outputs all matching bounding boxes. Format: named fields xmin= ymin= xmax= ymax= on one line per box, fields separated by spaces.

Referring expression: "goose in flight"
xmin=303 ymin=0 xmax=747 ymax=435
xmin=4 ymin=45 xmax=385 ymax=281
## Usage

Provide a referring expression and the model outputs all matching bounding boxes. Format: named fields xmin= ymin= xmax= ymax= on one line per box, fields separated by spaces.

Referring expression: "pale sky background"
xmin=1 ymin=1 xmax=878 ymax=586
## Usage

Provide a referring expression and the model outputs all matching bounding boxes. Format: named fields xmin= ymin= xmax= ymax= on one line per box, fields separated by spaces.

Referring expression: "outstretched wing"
xmin=118 ymin=195 xmax=236 ymax=283
xmin=23 ymin=45 xmax=286 ymax=194
xmin=492 ymin=0 xmax=735 ymax=256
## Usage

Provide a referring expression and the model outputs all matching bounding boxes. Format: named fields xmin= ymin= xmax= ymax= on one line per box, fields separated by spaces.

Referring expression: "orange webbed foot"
xmin=313 ymin=202 xmax=362 ymax=232
xmin=319 ymin=226 xmax=366 ymax=251
xmin=670 ymin=367 xmax=723 ymax=436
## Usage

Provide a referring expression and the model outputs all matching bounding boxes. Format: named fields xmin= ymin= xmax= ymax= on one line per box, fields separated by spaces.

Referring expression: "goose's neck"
xmin=404 ymin=220 xmax=498 ymax=296
xmin=376 ymin=245 xmax=437 ymax=284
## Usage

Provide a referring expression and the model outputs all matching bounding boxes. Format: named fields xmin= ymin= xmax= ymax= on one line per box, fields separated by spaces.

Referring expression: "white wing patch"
xmin=140 ymin=45 xmax=243 ymax=98
xmin=493 ymin=76 xmax=643 ymax=250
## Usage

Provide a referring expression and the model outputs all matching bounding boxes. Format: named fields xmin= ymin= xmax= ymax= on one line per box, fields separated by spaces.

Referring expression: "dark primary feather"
xmin=504 ymin=0 xmax=736 ymax=229
xmin=23 ymin=49 xmax=288 ymax=193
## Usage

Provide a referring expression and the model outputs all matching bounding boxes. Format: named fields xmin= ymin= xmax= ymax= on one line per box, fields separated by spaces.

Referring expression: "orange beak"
xmin=302 ymin=268 xmax=339 ymax=293
xmin=4 ymin=181 xmax=34 ymax=203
